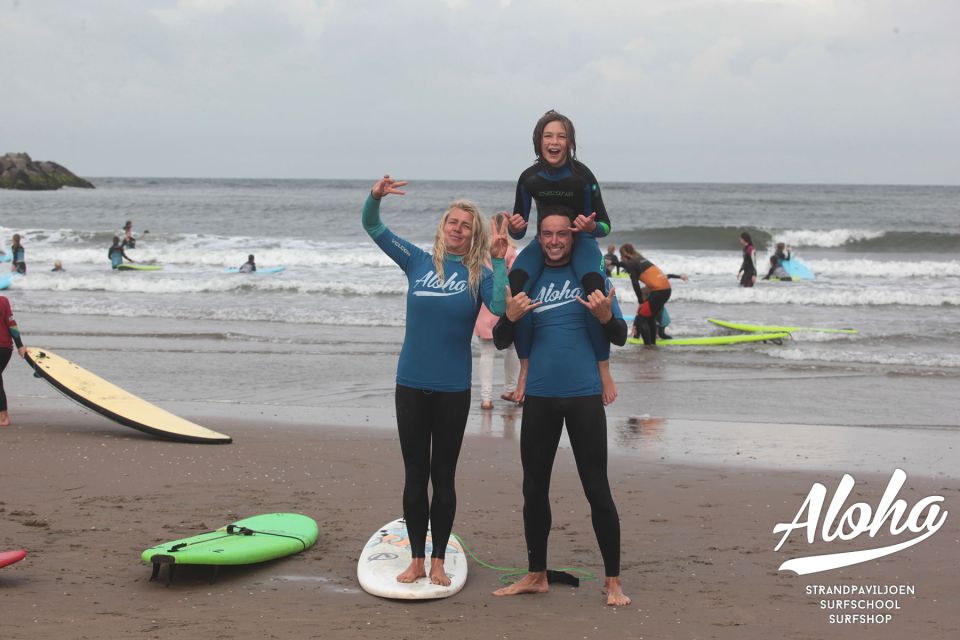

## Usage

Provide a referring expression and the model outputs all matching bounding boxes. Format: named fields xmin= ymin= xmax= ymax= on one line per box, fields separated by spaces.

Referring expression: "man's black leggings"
xmin=520 ymin=394 xmax=621 ymax=576
xmin=395 ymin=384 xmax=471 ymax=560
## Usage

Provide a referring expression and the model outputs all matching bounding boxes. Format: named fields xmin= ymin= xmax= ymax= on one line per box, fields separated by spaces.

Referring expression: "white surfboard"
xmin=357 ymin=518 xmax=467 ymax=599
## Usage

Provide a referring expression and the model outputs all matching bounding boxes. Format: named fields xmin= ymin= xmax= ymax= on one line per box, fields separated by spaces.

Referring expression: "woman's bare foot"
xmin=396 ymin=558 xmax=426 ymax=583
xmin=604 ymin=576 xmax=631 ymax=606
xmin=0 ymin=410 xmax=9 ymax=427
xmin=492 ymin=571 xmax=549 ymax=596
xmin=428 ymin=558 xmax=451 ymax=586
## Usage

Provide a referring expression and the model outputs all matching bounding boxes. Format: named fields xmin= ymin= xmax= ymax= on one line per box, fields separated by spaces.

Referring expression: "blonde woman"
xmin=362 ymin=175 xmax=507 ymax=586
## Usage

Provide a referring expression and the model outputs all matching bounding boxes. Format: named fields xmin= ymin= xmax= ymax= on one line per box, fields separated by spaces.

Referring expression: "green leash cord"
xmin=452 ymin=533 xmax=596 ymax=585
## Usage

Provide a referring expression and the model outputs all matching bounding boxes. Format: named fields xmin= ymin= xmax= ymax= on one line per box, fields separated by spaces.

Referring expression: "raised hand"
xmin=489 ymin=215 xmax=509 ymax=260
xmin=371 ymin=174 xmax=408 ymax=200
xmin=576 ymin=286 xmax=616 ymax=324
xmin=506 ymin=213 xmax=528 ymax=235
xmin=505 ymin=284 xmax=542 ymax=322
xmin=573 ymin=212 xmax=597 ymax=234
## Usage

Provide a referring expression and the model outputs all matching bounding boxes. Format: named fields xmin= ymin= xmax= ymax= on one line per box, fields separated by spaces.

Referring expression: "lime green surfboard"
xmin=117 ymin=263 xmax=162 ymax=271
xmin=628 ymin=332 xmax=791 ymax=346
xmin=142 ymin=513 xmax=318 ymax=584
xmin=708 ymin=318 xmax=858 ymax=334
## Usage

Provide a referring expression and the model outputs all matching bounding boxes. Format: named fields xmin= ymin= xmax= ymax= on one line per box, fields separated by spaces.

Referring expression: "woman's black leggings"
xmin=639 ymin=288 xmax=672 ymax=345
xmin=520 ymin=394 xmax=621 ymax=577
xmin=395 ymin=384 xmax=471 ymax=560
xmin=0 ymin=348 xmax=11 ymax=411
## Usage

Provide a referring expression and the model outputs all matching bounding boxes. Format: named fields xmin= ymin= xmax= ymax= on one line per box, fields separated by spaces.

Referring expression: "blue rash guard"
xmin=514 ymin=264 xmax=623 ymax=398
xmin=363 ymin=194 xmax=506 ymax=392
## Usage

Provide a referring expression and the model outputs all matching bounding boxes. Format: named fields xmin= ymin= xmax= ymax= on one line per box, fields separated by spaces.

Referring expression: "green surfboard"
xmin=628 ymin=332 xmax=791 ymax=346
xmin=117 ymin=263 xmax=163 ymax=271
xmin=708 ymin=318 xmax=858 ymax=334
xmin=142 ymin=513 xmax=318 ymax=583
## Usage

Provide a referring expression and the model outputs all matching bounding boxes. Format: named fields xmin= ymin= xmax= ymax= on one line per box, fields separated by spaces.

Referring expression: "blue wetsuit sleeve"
xmin=362 ymin=193 xmax=387 ymax=239
xmin=480 ymin=258 xmax=507 ymax=316
xmin=514 ymin=312 xmax=533 ymax=360
xmin=363 ymin=193 xmax=426 ymax=271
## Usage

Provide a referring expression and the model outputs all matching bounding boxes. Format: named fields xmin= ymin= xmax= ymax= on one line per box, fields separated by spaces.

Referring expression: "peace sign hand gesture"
xmin=370 ymin=174 xmax=408 ymax=200
xmin=489 ymin=215 xmax=509 ymax=260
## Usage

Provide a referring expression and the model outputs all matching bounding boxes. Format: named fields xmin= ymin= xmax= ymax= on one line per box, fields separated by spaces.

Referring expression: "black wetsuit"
xmin=739 ymin=244 xmax=757 ymax=287
xmin=11 ymin=245 xmax=25 ymax=275
xmin=763 ymin=249 xmax=792 ymax=280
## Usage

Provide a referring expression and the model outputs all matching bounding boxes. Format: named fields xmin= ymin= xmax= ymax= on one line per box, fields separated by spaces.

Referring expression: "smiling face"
xmin=539 ymin=214 xmax=574 ymax=266
xmin=443 ymin=208 xmax=475 ymax=256
xmin=540 ymin=120 xmax=570 ymax=168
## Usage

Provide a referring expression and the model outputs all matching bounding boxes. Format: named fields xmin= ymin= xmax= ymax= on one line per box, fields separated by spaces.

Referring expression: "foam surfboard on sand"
xmin=358 ymin=518 xmax=467 ymax=600
xmin=24 ymin=347 xmax=232 ymax=444
xmin=628 ymin=332 xmax=791 ymax=346
xmin=0 ymin=549 xmax=27 ymax=570
xmin=142 ymin=513 xmax=318 ymax=584
xmin=708 ymin=318 xmax=858 ymax=334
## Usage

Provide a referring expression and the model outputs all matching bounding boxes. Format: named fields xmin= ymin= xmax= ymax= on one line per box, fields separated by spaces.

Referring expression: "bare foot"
xmin=492 ymin=571 xmax=548 ymax=596
xmin=428 ymin=558 xmax=451 ymax=586
xmin=396 ymin=558 xmax=426 ymax=583
xmin=0 ymin=411 xmax=9 ymax=427
xmin=604 ymin=576 xmax=632 ymax=606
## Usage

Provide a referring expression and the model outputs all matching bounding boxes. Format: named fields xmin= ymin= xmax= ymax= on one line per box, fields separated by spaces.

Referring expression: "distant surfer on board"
xmin=491 ymin=211 xmax=631 ymax=606
xmin=762 ymin=242 xmax=792 ymax=280
xmin=0 ymin=295 xmax=27 ymax=427
xmin=108 ymin=236 xmax=135 ymax=269
xmin=362 ymin=174 xmax=508 ymax=586
xmin=239 ymin=254 xmax=256 ymax=273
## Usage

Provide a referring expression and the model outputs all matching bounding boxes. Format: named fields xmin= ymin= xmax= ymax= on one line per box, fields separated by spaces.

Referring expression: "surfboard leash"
xmin=451 ymin=533 xmax=596 ymax=586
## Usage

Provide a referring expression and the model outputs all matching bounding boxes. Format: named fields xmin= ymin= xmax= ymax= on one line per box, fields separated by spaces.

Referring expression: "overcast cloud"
xmin=1 ymin=0 xmax=957 ymax=183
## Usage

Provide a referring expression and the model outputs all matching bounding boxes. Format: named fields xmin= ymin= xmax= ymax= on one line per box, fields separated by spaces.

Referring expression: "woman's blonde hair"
xmin=432 ymin=200 xmax=489 ymax=299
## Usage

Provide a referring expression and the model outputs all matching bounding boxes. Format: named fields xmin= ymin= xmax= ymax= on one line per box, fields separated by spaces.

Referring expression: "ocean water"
xmin=2 ymin=178 xmax=959 ymax=377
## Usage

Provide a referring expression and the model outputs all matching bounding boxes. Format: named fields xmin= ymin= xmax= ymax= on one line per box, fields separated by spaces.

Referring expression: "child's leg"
xmin=509 ymin=239 xmax=546 ymax=296
xmin=571 ymin=235 xmax=605 ymax=297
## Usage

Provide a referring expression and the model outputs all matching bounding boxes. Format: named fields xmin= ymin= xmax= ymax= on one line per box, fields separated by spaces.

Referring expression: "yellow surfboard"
xmin=25 ymin=348 xmax=232 ymax=444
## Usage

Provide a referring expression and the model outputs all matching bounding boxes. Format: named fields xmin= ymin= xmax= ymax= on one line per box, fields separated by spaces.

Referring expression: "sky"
xmin=1 ymin=0 xmax=958 ymax=184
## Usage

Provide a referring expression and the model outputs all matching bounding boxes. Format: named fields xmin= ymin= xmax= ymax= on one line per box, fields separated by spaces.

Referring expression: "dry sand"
xmin=1 ymin=403 xmax=957 ymax=640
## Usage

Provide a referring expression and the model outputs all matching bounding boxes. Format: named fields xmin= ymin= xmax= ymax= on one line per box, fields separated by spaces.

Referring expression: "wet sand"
xmin=0 ymin=313 xmax=957 ymax=639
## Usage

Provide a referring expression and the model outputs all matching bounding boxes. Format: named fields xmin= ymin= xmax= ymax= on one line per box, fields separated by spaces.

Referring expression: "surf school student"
xmin=362 ymin=174 xmax=507 ymax=587
xmin=737 ymin=231 xmax=757 ymax=287
xmin=505 ymin=110 xmax=611 ymax=301
xmin=619 ymin=244 xmax=683 ymax=345
xmin=108 ymin=237 xmax=135 ymax=269
xmin=0 ymin=295 xmax=27 ymax=427
xmin=604 ymin=244 xmax=622 ymax=276
xmin=763 ymin=242 xmax=792 ymax=280
xmin=239 ymin=255 xmax=256 ymax=273
xmin=122 ymin=220 xmax=136 ymax=249
xmin=51 ymin=260 xmax=65 ymax=272
xmin=10 ymin=234 xmax=25 ymax=275
xmin=491 ymin=211 xmax=630 ymax=606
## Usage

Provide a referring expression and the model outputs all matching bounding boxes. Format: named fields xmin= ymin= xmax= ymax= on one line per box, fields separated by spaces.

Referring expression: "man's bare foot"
xmin=492 ymin=571 xmax=549 ymax=596
xmin=396 ymin=558 xmax=426 ymax=583
xmin=604 ymin=576 xmax=631 ymax=606
xmin=428 ymin=558 xmax=451 ymax=586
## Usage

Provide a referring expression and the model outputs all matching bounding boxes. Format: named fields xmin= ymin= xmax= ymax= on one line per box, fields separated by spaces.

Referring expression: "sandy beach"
xmin=1 ymin=312 xmax=958 ymax=639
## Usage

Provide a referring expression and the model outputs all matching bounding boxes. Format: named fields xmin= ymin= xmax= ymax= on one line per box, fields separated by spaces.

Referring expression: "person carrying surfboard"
xmin=491 ymin=211 xmax=631 ymax=606
xmin=763 ymin=242 xmax=792 ymax=280
xmin=108 ymin=236 xmax=135 ymax=269
xmin=0 ymin=295 xmax=27 ymax=427
xmin=362 ymin=174 xmax=508 ymax=586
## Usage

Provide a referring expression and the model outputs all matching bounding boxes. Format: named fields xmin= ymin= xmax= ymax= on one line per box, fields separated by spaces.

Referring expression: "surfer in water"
xmin=0 ymin=295 xmax=27 ymax=427
xmin=492 ymin=211 xmax=631 ymax=606
xmin=763 ymin=242 xmax=792 ymax=280
xmin=239 ymin=255 xmax=256 ymax=273
xmin=618 ymin=244 xmax=686 ymax=345
xmin=362 ymin=174 xmax=508 ymax=586
xmin=737 ymin=231 xmax=757 ymax=287
xmin=122 ymin=220 xmax=136 ymax=249
xmin=10 ymin=234 xmax=25 ymax=275
xmin=109 ymin=237 xmax=135 ymax=269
